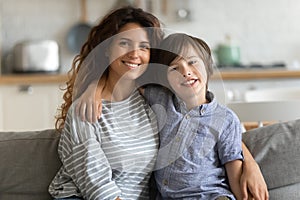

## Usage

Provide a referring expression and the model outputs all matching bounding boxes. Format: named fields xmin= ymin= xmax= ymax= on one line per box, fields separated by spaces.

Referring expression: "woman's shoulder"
xmin=142 ymin=84 xmax=174 ymax=106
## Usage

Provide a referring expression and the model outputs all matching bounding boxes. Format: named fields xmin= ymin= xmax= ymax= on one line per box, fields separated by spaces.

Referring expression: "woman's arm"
xmin=225 ymin=160 xmax=243 ymax=200
xmin=60 ymin=107 xmax=121 ymax=199
xmin=241 ymin=142 xmax=269 ymax=200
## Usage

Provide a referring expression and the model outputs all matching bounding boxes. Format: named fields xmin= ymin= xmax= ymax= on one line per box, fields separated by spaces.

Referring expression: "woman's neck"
xmin=102 ymin=77 xmax=136 ymax=102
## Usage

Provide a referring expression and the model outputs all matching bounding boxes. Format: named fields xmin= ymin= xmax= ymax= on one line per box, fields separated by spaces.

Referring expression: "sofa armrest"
xmin=242 ymin=119 xmax=300 ymax=198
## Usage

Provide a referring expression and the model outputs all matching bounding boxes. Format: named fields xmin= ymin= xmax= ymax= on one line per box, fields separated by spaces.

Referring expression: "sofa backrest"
xmin=0 ymin=129 xmax=62 ymax=200
xmin=1 ymin=120 xmax=299 ymax=199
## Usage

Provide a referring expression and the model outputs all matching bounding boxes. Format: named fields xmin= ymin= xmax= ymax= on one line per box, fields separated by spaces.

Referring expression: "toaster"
xmin=13 ymin=40 xmax=60 ymax=73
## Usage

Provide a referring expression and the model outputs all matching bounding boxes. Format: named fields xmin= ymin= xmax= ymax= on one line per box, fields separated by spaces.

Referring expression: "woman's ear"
xmin=105 ymin=45 xmax=111 ymax=57
xmin=105 ymin=49 xmax=109 ymax=57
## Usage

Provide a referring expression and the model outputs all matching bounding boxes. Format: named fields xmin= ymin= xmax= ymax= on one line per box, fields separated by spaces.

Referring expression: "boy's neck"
xmin=184 ymin=96 xmax=208 ymax=110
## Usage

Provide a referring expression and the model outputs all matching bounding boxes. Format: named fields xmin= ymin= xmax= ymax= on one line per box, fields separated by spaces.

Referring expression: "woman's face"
xmin=107 ymin=23 xmax=150 ymax=82
xmin=167 ymin=47 xmax=208 ymax=103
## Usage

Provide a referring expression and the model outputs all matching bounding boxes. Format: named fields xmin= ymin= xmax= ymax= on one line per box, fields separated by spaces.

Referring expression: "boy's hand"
xmin=75 ymin=81 xmax=102 ymax=123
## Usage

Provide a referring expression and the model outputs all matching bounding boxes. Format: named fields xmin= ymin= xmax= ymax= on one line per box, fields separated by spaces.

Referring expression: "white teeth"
xmin=184 ymin=80 xmax=196 ymax=85
xmin=124 ymin=62 xmax=139 ymax=67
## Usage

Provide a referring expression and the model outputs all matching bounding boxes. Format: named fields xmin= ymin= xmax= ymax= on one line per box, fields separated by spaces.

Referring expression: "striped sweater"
xmin=49 ymin=90 xmax=159 ymax=200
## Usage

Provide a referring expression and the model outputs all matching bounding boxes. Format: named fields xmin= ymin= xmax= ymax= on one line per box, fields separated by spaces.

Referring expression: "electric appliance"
xmin=13 ymin=40 xmax=60 ymax=73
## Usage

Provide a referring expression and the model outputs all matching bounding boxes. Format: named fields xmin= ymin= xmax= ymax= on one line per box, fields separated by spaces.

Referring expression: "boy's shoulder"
xmin=217 ymin=103 xmax=240 ymax=120
xmin=211 ymin=101 xmax=241 ymax=128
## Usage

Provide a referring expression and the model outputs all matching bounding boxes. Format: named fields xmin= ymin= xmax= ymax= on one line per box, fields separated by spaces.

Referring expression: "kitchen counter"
xmin=212 ymin=68 xmax=300 ymax=80
xmin=1 ymin=69 xmax=300 ymax=85
xmin=0 ymin=73 xmax=68 ymax=85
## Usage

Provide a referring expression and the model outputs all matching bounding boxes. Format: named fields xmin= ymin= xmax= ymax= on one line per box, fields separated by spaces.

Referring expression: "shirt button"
xmin=175 ymin=136 xmax=181 ymax=142
xmin=163 ymin=179 xmax=168 ymax=185
xmin=185 ymin=114 xmax=190 ymax=119
xmin=200 ymin=109 xmax=205 ymax=115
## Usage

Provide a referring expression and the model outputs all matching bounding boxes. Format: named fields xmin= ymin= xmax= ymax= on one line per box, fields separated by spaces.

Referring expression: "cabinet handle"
xmin=18 ymin=85 xmax=33 ymax=94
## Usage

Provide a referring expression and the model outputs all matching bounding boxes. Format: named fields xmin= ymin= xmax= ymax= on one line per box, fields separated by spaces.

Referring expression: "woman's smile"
xmin=121 ymin=60 xmax=142 ymax=70
xmin=107 ymin=23 xmax=150 ymax=81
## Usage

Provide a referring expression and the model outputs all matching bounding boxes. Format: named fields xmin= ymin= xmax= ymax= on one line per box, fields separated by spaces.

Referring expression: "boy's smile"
xmin=181 ymin=78 xmax=198 ymax=87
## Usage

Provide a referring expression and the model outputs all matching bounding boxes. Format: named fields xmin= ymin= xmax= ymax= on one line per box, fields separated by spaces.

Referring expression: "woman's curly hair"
xmin=55 ymin=6 xmax=164 ymax=131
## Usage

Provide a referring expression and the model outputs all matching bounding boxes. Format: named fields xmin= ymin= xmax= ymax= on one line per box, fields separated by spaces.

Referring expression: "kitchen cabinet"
xmin=210 ymin=78 xmax=300 ymax=104
xmin=209 ymin=76 xmax=300 ymax=130
xmin=0 ymin=83 xmax=64 ymax=131
xmin=0 ymin=69 xmax=300 ymax=131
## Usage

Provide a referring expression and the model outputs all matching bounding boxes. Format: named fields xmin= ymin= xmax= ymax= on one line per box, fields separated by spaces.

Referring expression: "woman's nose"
xmin=127 ymin=49 xmax=139 ymax=59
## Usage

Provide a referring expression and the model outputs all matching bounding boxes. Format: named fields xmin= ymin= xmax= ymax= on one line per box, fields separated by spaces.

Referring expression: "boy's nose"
xmin=181 ymin=65 xmax=192 ymax=77
xmin=183 ymin=71 xmax=192 ymax=77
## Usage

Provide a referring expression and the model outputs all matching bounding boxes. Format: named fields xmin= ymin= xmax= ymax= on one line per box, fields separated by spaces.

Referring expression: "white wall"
xmin=1 ymin=0 xmax=300 ymax=72
xmin=166 ymin=0 xmax=300 ymax=66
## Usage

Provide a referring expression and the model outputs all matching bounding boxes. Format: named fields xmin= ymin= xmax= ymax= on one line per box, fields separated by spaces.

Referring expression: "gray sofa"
xmin=0 ymin=119 xmax=300 ymax=200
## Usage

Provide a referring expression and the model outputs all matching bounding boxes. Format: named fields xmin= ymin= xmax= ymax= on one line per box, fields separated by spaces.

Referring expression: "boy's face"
xmin=167 ymin=47 xmax=208 ymax=104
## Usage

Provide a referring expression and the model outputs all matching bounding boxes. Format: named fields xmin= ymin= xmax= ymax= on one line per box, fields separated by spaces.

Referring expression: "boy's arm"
xmin=75 ymin=74 xmax=107 ymax=122
xmin=225 ymin=160 xmax=243 ymax=200
xmin=241 ymin=142 xmax=269 ymax=200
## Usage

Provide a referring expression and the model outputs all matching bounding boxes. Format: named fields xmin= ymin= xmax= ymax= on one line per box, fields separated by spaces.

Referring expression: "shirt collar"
xmin=177 ymin=91 xmax=217 ymax=116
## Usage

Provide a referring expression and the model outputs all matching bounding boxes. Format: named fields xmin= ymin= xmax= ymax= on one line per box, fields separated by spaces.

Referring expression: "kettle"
xmin=215 ymin=35 xmax=241 ymax=66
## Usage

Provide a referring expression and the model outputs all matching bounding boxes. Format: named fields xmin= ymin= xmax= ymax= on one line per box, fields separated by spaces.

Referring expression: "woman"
xmin=49 ymin=7 xmax=164 ymax=200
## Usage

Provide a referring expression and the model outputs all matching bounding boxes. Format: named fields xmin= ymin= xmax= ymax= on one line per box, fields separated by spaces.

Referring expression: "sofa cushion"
xmin=0 ymin=129 xmax=62 ymax=200
xmin=242 ymin=119 xmax=300 ymax=196
xmin=268 ymin=182 xmax=300 ymax=200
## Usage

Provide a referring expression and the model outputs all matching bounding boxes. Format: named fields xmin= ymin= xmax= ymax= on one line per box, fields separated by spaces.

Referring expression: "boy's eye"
xmin=188 ymin=60 xmax=198 ymax=65
xmin=168 ymin=65 xmax=178 ymax=71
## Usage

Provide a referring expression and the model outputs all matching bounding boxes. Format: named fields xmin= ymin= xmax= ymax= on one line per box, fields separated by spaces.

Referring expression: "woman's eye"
xmin=119 ymin=41 xmax=130 ymax=46
xmin=140 ymin=44 xmax=150 ymax=50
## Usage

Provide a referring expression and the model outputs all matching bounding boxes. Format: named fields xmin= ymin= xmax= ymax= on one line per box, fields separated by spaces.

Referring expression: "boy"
xmin=143 ymin=33 xmax=243 ymax=199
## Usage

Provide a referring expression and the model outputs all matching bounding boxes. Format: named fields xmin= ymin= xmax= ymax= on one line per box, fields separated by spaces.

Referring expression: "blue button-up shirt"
xmin=145 ymin=85 xmax=243 ymax=200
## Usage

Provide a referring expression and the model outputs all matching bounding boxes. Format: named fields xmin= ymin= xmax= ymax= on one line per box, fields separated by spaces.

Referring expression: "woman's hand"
xmin=75 ymin=81 xmax=102 ymax=123
xmin=240 ymin=160 xmax=269 ymax=200
xmin=240 ymin=143 xmax=269 ymax=200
